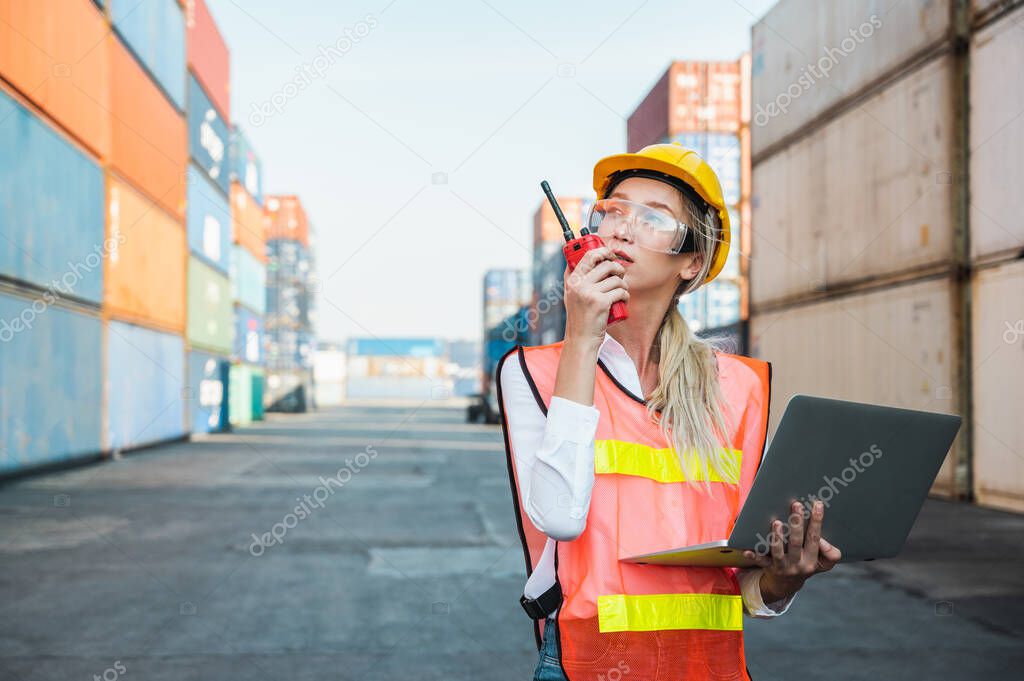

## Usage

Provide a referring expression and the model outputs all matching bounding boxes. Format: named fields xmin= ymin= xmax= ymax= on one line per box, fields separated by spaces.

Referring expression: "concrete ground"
xmin=0 ymin=404 xmax=1021 ymax=680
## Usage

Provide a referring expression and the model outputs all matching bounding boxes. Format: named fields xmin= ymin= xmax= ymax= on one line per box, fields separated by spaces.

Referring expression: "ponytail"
xmin=644 ymin=188 xmax=737 ymax=494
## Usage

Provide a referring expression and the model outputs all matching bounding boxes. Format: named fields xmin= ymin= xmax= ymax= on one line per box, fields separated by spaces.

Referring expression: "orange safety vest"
xmin=497 ymin=341 xmax=772 ymax=681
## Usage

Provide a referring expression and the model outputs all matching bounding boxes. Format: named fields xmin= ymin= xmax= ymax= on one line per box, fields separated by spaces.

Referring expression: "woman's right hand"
xmin=562 ymin=247 xmax=629 ymax=351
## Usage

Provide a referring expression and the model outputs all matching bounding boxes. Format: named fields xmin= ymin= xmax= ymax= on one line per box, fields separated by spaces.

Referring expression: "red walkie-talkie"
xmin=541 ymin=180 xmax=628 ymax=325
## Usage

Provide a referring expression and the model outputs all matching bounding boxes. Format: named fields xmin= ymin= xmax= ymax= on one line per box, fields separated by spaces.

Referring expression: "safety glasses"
xmin=585 ymin=198 xmax=694 ymax=254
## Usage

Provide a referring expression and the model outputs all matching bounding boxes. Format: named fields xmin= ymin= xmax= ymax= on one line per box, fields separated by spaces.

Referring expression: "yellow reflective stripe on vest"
xmin=594 ymin=439 xmax=742 ymax=483
xmin=597 ymin=593 xmax=744 ymax=633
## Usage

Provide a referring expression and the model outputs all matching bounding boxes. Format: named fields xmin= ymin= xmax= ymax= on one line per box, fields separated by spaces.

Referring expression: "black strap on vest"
xmin=519 ymin=580 xmax=563 ymax=620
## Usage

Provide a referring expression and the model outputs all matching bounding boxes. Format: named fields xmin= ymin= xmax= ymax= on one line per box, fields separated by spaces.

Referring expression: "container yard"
xmin=0 ymin=0 xmax=316 ymax=472
xmin=2 ymin=3 xmax=1022 ymax=680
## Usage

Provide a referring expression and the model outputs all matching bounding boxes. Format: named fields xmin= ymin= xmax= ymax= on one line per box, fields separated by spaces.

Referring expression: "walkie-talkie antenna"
xmin=540 ymin=181 xmax=576 ymax=243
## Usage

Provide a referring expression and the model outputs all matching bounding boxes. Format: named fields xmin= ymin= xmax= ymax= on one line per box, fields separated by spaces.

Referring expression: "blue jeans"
xmin=533 ymin=617 xmax=568 ymax=681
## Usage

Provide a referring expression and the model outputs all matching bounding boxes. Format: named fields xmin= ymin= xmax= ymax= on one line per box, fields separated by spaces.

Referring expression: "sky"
xmin=207 ymin=0 xmax=778 ymax=344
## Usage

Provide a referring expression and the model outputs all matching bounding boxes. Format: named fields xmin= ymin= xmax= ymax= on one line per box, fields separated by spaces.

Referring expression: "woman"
xmin=496 ymin=143 xmax=842 ymax=681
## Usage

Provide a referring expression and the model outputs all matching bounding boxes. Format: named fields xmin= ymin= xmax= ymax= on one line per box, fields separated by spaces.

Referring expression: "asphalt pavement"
xmin=1 ymin=403 xmax=1021 ymax=680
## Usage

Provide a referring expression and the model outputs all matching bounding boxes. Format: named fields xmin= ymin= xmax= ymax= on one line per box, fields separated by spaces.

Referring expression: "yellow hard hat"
xmin=592 ymin=141 xmax=731 ymax=284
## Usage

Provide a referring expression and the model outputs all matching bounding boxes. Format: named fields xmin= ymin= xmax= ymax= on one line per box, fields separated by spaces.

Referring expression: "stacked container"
xmin=481 ymin=269 xmax=531 ymax=410
xmin=106 ymin=1 xmax=191 ymax=452
xmin=530 ymin=197 xmax=591 ymax=346
xmin=227 ymin=127 xmax=266 ymax=426
xmin=264 ymin=196 xmax=317 ymax=412
xmin=183 ymin=0 xmax=232 ymax=434
xmin=748 ymin=0 xmax=1024 ymax=510
xmin=627 ymin=58 xmax=752 ymax=345
xmin=345 ymin=338 xmax=448 ymax=401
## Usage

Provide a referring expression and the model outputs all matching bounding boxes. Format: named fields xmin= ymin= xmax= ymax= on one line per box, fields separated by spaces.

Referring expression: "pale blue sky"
xmin=207 ymin=0 xmax=777 ymax=342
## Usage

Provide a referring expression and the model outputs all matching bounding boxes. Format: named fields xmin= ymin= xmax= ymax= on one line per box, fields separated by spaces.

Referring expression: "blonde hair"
xmin=644 ymin=189 xmax=739 ymax=494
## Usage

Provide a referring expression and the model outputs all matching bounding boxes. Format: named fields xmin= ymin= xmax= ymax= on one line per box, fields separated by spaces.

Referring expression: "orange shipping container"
xmin=0 ymin=0 xmax=110 ymax=159
xmin=264 ymin=195 xmax=309 ymax=246
xmin=231 ymin=181 xmax=266 ymax=263
xmin=185 ymin=0 xmax=230 ymax=121
xmin=105 ymin=174 xmax=187 ymax=333
xmin=110 ymin=35 xmax=187 ymax=221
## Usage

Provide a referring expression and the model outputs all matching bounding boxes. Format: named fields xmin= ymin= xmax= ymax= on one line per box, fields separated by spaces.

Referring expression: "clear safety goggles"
xmin=585 ymin=198 xmax=695 ymax=254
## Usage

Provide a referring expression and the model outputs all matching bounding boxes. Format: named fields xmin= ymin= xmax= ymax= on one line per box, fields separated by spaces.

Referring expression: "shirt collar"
xmin=596 ymin=333 xmax=645 ymax=399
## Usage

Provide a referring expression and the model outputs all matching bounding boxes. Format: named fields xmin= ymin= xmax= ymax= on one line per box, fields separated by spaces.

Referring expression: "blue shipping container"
xmin=0 ymin=292 xmax=103 ymax=473
xmin=186 ymin=349 xmax=230 ymax=433
xmin=106 ymin=321 xmax=186 ymax=449
xmin=229 ymin=127 xmax=263 ymax=204
xmin=188 ymin=72 xmax=230 ymax=195
xmin=187 ymin=163 xmax=231 ymax=274
xmin=0 ymin=89 xmax=105 ymax=304
xmin=230 ymin=245 xmax=266 ymax=314
xmin=111 ymin=0 xmax=186 ymax=110
xmin=705 ymin=133 xmax=741 ymax=207
xmin=233 ymin=304 xmax=264 ymax=364
xmin=347 ymin=338 xmax=445 ymax=358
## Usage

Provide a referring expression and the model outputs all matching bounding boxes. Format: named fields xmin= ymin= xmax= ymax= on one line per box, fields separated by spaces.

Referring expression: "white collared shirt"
xmin=498 ymin=333 xmax=796 ymax=617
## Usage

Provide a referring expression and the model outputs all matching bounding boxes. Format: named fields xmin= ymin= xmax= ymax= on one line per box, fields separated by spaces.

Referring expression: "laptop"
xmin=622 ymin=394 xmax=962 ymax=568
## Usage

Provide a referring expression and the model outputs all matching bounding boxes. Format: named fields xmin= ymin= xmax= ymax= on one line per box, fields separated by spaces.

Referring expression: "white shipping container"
xmin=750 ymin=277 xmax=962 ymax=497
xmin=971 ymin=259 xmax=1024 ymax=513
xmin=969 ymin=3 xmax=1024 ymax=262
xmin=752 ymin=57 xmax=956 ymax=307
xmin=315 ymin=381 xmax=346 ymax=407
xmin=751 ymin=0 xmax=951 ymax=156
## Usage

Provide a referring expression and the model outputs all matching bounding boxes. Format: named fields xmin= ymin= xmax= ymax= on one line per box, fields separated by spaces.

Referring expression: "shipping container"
xmin=971 ymin=259 xmax=1024 ymax=513
xmin=969 ymin=3 xmax=1024 ymax=262
xmin=627 ymin=61 xmax=742 ymax=152
xmin=347 ymin=337 xmax=446 ymax=357
xmin=251 ymin=368 xmax=265 ymax=420
xmin=186 ymin=348 xmax=229 ymax=433
xmin=110 ymin=34 xmax=187 ymax=220
xmin=0 ymin=291 xmax=103 ymax=473
xmin=264 ymin=195 xmax=310 ymax=246
xmin=534 ymin=196 xmax=584 ymax=248
xmin=187 ymin=71 xmax=230 ymax=195
xmin=345 ymin=376 xmax=442 ymax=401
xmin=751 ymin=57 xmax=956 ymax=308
xmin=230 ymin=245 xmax=266 ymax=314
xmin=750 ymin=277 xmax=962 ymax=497
xmin=185 ymin=0 xmax=230 ymax=121
xmin=751 ymin=0 xmax=951 ymax=156
xmin=105 ymin=174 xmax=187 ymax=332
xmin=0 ymin=87 xmax=105 ymax=304
xmin=188 ymin=72 xmax=230 ymax=193
xmin=186 ymin=162 xmax=231 ymax=274
xmin=229 ymin=363 xmax=253 ymax=426
xmin=229 ymin=128 xmax=263 ymax=204
xmin=0 ymin=0 xmax=111 ymax=159
xmin=313 ymin=346 xmax=346 ymax=406
xmin=106 ymin=320 xmax=186 ymax=450
xmin=233 ymin=303 xmax=263 ymax=364
xmin=186 ymin=255 xmax=232 ymax=354
xmin=627 ymin=67 xmax=670 ymax=152
xmin=110 ymin=0 xmax=186 ymax=110
xmin=230 ymin=181 xmax=266 ymax=262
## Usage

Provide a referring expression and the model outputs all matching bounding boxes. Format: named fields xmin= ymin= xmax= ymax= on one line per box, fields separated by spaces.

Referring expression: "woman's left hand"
xmin=742 ymin=499 xmax=842 ymax=603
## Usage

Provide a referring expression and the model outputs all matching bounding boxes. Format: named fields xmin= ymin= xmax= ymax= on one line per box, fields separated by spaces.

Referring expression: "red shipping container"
xmin=628 ymin=60 xmax=743 ymax=151
xmin=185 ymin=0 xmax=230 ymax=121
xmin=110 ymin=35 xmax=187 ymax=220
xmin=264 ymin=195 xmax=309 ymax=246
xmin=0 ymin=0 xmax=110 ymax=159
xmin=627 ymin=67 xmax=670 ymax=152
